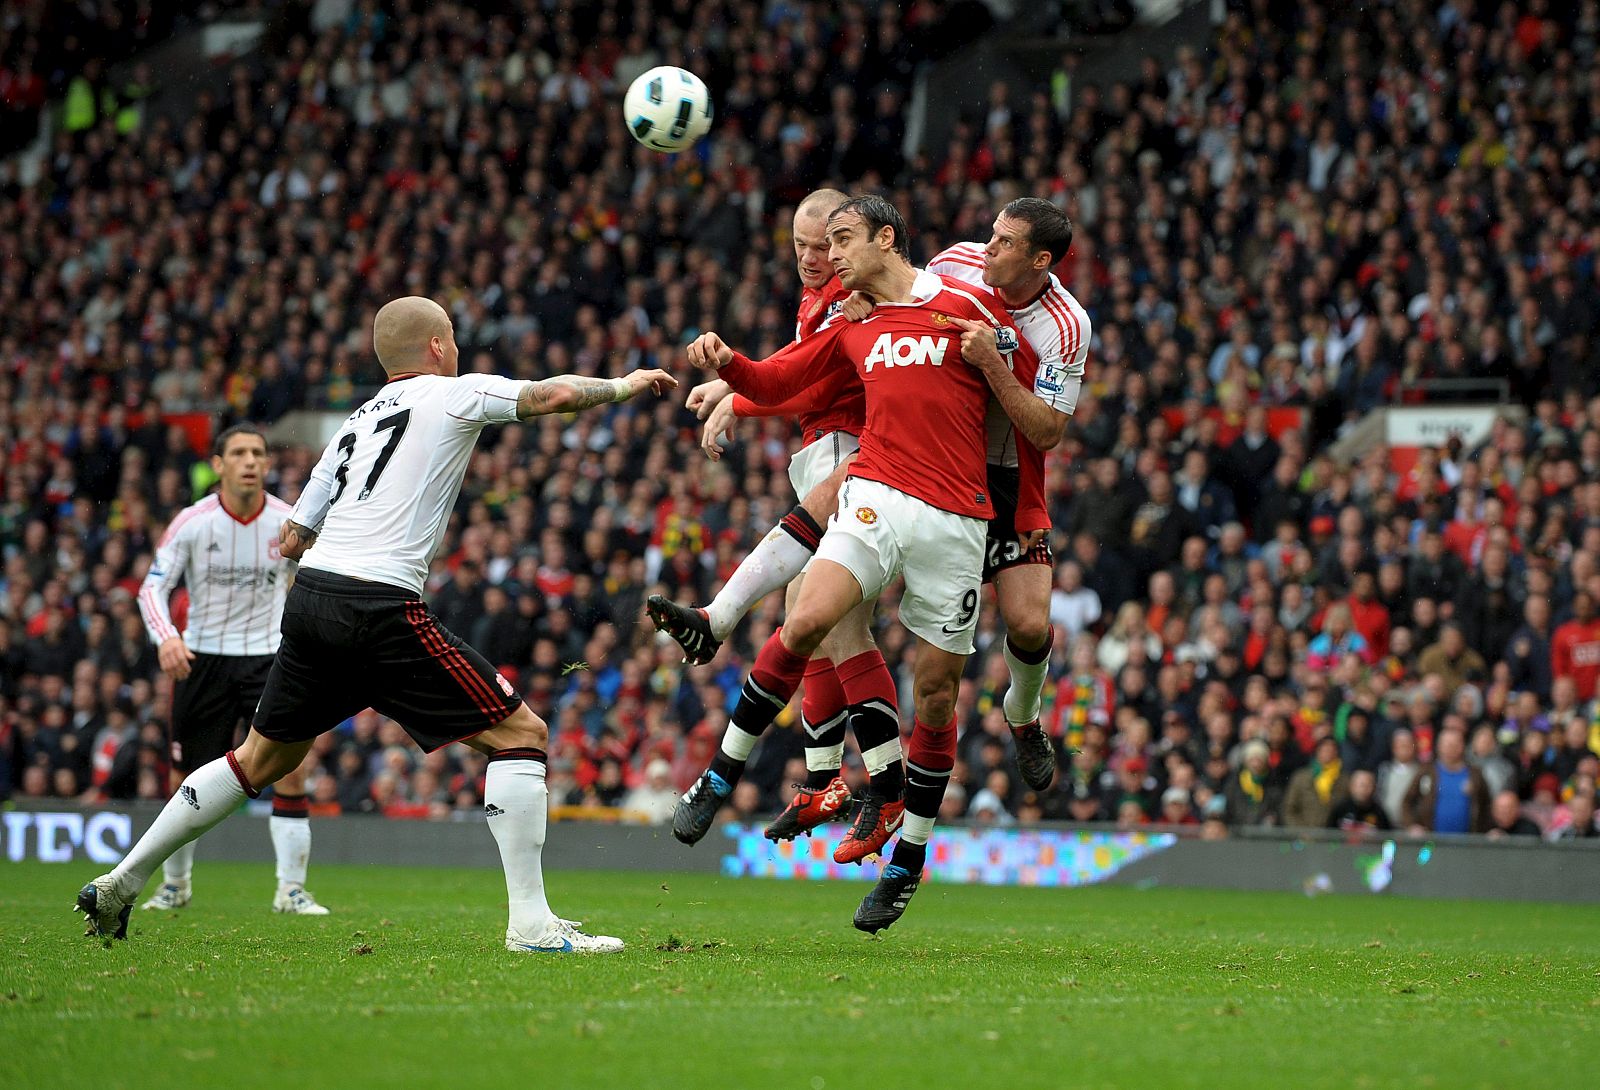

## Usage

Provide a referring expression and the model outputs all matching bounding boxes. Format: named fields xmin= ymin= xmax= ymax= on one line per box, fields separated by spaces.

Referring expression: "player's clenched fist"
xmin=686 ymin=378 xmax=731 ymax=419
xmin=685 ymin=332 xmax=734 ymax=370
xmin=620 ymin=368 xmax=678 ymax=398
xmin=840 ymin=291 xmax=876 ymax=322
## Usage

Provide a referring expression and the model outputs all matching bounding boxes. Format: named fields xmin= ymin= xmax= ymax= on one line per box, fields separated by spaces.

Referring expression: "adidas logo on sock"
xmin=180 ymin=786 xmax=200 ymax=810
xmin=484 ymin=803 xmax=506 ymax=818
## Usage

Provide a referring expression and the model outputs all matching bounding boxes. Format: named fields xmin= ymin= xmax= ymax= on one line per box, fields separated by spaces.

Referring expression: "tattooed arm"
xmin=279 ymin=520 xmax=319 ymax=561
xmin=515 ymin=369 xmax=677 ymax=419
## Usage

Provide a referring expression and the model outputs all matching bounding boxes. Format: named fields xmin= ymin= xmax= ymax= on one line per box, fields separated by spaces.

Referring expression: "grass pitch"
xmin=1 ymin=862 xmax=1595 ymax=1090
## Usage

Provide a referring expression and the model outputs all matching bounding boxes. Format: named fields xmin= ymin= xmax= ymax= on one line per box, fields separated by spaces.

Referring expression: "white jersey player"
xmin=136 ymin=423 xmax=329 ymax=916
xmin=79 ymin=296 xmax=675 ymax=954
xmin=921 ymin=197 xmax=1090 ymax=799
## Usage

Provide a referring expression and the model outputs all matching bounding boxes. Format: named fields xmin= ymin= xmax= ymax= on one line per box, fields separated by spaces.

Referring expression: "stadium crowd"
xmin=2 ymin=0 xmax=1599 ymax=842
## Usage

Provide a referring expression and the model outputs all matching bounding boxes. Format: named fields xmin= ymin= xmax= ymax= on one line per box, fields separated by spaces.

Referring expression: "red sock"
xmin=801 ymin=657 xmax=848 ymax=787
xmin=836 ymin=649 xmax=894 ymax=708
xmin=837 ymin=650 xmax=901 ymax=792
xmin=801 ymin=657 xmax=846 ymax=727
xmin=906 ymin=717 xmax=958 ymax=772
xmin=751 ymin=628 xmax=811 ymax=703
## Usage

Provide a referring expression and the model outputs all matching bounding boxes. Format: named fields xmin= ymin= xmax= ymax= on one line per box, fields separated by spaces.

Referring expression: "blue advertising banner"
xmin=719 ymin=823 xmax=1179 ymax=887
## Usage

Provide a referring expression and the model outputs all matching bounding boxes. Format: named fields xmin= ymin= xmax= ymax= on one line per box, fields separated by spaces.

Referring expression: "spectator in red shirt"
xmin=1551 ymin=592 xmax=1600 ymax=701
xmin=1344 ymin=563 xmax=1391 ymax=658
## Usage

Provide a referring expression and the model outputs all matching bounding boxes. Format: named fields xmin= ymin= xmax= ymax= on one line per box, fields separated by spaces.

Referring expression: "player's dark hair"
xmin=213 ymin=422 xmax=268 ymax=457
xmin=829 ymin=195 xmax=910 ymax=259
xmin=1001 ymin=197 xmax=1074 ymax=266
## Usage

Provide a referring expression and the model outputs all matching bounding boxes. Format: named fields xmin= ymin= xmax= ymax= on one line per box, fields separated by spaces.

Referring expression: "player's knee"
xmin=1006 ymin=611 xmax=1052 ymax=652
xmin=912 ymin=677 xmax=958 ymax=726
xmin=492 ymin=705 xmax=549 ymax=751
xmin=781 ymin=610 xmax=830 ymax=656
xmin=914 ymin=688 xmax=956 ymax=726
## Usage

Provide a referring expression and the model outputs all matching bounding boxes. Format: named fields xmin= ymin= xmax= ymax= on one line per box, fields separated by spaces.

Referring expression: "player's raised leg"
xmin=78 ymin=731 xmax=308 ymax=939
xmin=995 ymin=560 xmax=1058 ymax=791
xmin=672 ymin=555 xmax=868 ymax=845
xmin=269 ymin=752 xmax=329 ymax=915
xmin=648 ymin=457 xmax=850 ymax=663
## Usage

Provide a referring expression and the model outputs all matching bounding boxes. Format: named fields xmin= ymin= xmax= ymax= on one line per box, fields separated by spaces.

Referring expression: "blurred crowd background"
xmin=2 ymin=0 xmax=1598 ymax=842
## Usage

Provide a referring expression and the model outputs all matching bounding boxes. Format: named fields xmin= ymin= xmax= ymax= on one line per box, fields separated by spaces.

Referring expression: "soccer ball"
xmin=623 ymin=66 xmax=713 ymax=153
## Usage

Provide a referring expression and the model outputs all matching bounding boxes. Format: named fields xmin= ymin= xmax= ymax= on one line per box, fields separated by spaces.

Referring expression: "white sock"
xmin=485 ymin=758 xmax=556 ymax=938
xmin=899 ymin=813 xmax=936 ymax=846
xmin=1002 ymin=636 xmax=1052 ymax=727
xmin=270 ymin=816 xmax=311 ymax=887
xmin=859 ymin=737 xmax=903 ymax=777
xmin=111 ymin=756 xmax=250 ymax=900
xmin=805 ymin=742 xmax=846 ymax=772
xmin=163 ymin=841 xmax=196 ymax=887
xmin=705 ymin=526 xmax=813 ymax=639
xmin=719 ymin=724 xmax=761 ymax=763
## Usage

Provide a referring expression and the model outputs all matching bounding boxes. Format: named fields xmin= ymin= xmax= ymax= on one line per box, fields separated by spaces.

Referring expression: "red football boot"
xmin=763 ymin=776 xmax=854 ymax=842
xmin=832 ymin=795 xmax=905 ymax=865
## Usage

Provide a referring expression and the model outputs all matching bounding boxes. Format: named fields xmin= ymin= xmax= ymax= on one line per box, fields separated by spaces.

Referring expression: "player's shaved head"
xmin=373 ymin=296 xmax=453 ymax=374
xmin=793 ymin=190 xmax=848 ymax=289
xmin=796 ymin=188 xmax=848 ymax=226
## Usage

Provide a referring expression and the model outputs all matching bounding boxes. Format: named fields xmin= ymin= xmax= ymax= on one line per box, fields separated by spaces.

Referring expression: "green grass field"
xmin=1 ymin=862 xmax=1595 ymax=1090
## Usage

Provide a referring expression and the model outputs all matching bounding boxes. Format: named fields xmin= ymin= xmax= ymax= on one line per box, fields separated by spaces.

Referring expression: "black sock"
xmin=802 ymin=710 xmax=847 ymax=788
xmin=804 ymin=766 xmax=838 ymax=789
xmin=904 ymin=758 xmax=951 ymax=825
xmin=709 ymin=677 xmax=788 ymax=787
xmin=849 ymin=697 xmax=904 ymax=800
xmin=778 ymin=505 xmax=825 ymax=552
xmin=270 ymin=792 xmax=309 ymax=819
xmin=709 ymin=752 xmax=744 ymax=785
xmin=869 ymin=762 xmax=904 ymax=800
xmin=889 ymin=839 xmax=927 ymax=873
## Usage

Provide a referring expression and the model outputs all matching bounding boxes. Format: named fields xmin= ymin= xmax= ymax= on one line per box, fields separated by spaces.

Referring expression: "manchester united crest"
xmin=856 ymin=507 xmax=879 ymax=525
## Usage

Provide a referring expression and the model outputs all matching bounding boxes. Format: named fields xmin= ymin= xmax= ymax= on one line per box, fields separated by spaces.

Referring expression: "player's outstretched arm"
xmin=691 ymin=326 xmax=845 ymax=406
xmin=515 ymin=370 xmax=677 ymax=418
xmin=948 ymin=317 xmax=1066 ymax=451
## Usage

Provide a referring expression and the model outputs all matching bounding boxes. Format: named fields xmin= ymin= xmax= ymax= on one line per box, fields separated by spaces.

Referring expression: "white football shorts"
xmin=814 ymin=476 xmax=985 ymax=655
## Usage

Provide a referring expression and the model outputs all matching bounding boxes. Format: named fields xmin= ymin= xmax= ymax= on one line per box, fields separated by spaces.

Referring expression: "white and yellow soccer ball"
xmin=622 ymin=66 xmax=713 ymax=153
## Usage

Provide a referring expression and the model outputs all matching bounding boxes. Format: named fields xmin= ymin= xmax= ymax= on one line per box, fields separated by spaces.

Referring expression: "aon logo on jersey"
xmin=864 ymin=333 xmax=949 ymax=372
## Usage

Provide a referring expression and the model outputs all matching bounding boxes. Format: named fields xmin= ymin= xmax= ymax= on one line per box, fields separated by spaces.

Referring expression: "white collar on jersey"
xmin=875 ymin=268 xmax=945 ymax=307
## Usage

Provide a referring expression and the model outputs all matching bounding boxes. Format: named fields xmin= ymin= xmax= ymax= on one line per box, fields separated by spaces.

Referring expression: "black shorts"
xmin=169 ymin=652 xmax=274 ymax=772
xmin=983 ymin=463 xmax=1054 ymax=584
xmin=252 ymin=569 xmax=523 ymax=753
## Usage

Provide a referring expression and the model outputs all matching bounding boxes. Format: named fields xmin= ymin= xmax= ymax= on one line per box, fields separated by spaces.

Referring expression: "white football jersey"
xmin=292 ymin=372 xmax=524 ymax=594
xmin=928 ymin=241 xmax=1091 ymax=468
xmin=139 ymin=492 xmax=297 ymax=656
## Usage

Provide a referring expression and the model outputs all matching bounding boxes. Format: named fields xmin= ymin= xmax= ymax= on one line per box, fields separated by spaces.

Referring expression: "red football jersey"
xmin=733 ymin=276 xmax=866 ymax=448
xmin=1552 ymin=618 xmax=1600 ymax=700
xmin=720 ymin=271 xmax=1038 ymax=521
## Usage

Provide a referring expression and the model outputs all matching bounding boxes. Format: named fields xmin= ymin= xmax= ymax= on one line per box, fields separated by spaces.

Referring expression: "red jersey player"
xmin=662 ymin=191 xmax=888 ymax=844
xmin=669 ymin=197 xmax=1043 ymax=934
